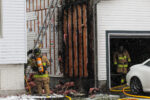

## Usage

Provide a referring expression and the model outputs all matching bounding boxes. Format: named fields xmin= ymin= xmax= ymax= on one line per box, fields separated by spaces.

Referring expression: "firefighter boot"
xmin=121 ymin=78 xmax=125 ymax=84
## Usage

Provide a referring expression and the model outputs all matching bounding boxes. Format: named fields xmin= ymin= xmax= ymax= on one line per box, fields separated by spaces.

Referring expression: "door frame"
xmin=106 ymin=30 xmax=150 ymax=89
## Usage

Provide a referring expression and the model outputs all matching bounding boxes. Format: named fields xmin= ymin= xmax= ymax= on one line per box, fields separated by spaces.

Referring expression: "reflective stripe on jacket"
xmin=118 ymin=56 xmax=127 ymax=60
xmin=118 ymin=64 xmax=128 ymax=68
xmin=113 ymin=49 xmax=131 ymax=66
xmin=33 ymin=74 xmax=49 ymax=78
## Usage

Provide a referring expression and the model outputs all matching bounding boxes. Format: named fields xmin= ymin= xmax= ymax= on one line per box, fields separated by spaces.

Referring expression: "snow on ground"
xmin=0 ymin=94 xmax=150 ymax=100
xmin=0 ymin=95 xmax=35 ymax=100
xmin=0 ymin=94 xmax=64 ymax=100
xmin=73 ymin=94 xmax=150 ymax=100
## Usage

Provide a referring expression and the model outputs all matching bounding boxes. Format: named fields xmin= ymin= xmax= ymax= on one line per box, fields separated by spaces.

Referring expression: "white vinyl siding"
xmin=0 ymin=0 xmax=26 ymax=64
xmin=97 ymin=0 xmax=150 ymax=80
xmin=0 ymin=0 xmax=2 ymax=38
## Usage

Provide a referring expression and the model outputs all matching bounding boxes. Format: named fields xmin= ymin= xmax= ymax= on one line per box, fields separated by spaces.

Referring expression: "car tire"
xmin=130 ymin=77 xmax=143 ymax=95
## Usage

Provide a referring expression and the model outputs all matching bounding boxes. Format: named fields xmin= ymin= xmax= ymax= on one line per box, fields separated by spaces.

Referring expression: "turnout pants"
xmin=117 ymin=64 xmax=128 ymax=74
xmin=117 ymin=67 xmax=128 ymax=74
xmin=35 ymin=77 xmax=50 ymax=95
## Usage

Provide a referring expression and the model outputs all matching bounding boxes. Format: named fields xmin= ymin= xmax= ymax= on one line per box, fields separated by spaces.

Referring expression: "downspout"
xmin=93 ymin=0 xmax=99 ymax=88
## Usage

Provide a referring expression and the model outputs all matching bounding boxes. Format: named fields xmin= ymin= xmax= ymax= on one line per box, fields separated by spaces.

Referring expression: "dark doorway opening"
xmin=110 ymin=36 xmax=150 ymax=87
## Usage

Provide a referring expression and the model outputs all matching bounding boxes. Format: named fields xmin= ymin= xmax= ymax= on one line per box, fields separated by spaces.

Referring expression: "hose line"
xmin=123 ymin=87 xmax=150 ymax=99
xmin=110 ymin=84 xmax=150 ymax=99
xmin=66 ymin=96 xmax=72 ymax=100
xmin=24 ymin=76 xmax=31 ymax=94
xmin=110 ymin=84 xmax=130 ymax=92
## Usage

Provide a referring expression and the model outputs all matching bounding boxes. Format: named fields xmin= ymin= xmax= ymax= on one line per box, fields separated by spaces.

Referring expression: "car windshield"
xmin=144 ymin=61 xmax=150 ymax=66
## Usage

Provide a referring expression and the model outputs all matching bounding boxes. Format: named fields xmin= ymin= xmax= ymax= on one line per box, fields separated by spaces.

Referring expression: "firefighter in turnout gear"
xmin=113 ymin=46 xmax=131 ymax=84
xmin=29 ymin=48 xmax=50 ymax=95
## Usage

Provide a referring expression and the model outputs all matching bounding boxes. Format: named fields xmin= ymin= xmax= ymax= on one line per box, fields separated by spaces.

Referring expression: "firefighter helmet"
xmin=34 ymin=48 xmax=41 ymax=55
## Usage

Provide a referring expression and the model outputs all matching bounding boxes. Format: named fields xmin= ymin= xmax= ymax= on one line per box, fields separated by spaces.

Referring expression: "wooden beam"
xmin=83 ymin=4 xmax=88 ymax=77
xmin=53 ymin=14 xmax=56 ymax=75
xmin=35 ymin=0 xmax=38 ymax=33
xmin=26 ymin=0 xmax=28 ymax=12
xmin=77 ymin=5 xmax=83 ymax=78
xmin=33 ymin=0 xmax=36 ymax=32
xmin=58 ymin=7 xmax=60 ymax=52
xmin=44 ymin=0 xmax=46 ymax=9
xmin=29 ymin=0 xmax=31 ymax=11
xmin=27 ymin=8 xmax=49 ymax=12
xmin=38 ymin=11 xmax=40 ymax=33
xmin=45 ymin=9 xmax=47 ymax=48
xmin=26 ymin=0 xmax=29 ymax=29
xmin=29 ymin=0 xmax=32 ymax=32
xmin=40 ymin=0 xmax=42 ymax=9
xmin=48 ymin=0 xmax=50 ymax=6
xmin=34 ymin=0 xmax=38 ymax=46
xmin=36 ymin=0 xmax=38 ymax=10
xmin=49 ymin=21 xmax=52 ymax=74
xmin=32 ymin=0 xmax=34 ymax=10
xmin=63 ymin=10 xmax=68 ymax=75
xmin=73 ymin=5 xmax=78 ymax=77
xmin=41 ymin=10 xmax=43 ymax=48
xmin=68 ymin=7 xmax=73 ymax=77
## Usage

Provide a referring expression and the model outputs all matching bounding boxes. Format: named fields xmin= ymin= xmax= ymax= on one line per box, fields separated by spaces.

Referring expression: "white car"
xmin=126 ymin=59 xmax=150 ymax=94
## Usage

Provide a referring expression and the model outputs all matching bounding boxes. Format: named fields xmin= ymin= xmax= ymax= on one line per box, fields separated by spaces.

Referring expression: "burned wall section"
xmin=87 ymin=0 xmax=95 ymax=79
xmin=62 ymin=0 xmax=88 ymax=78
xmin=61 ymin=0 xmax=96 ymax=92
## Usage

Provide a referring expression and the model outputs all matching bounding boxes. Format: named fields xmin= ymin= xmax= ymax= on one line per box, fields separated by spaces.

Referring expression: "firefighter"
xmin=26 ymin=50 xmax=38 ymax=94
xmin=29 ymin=48 xmax=50 ymax=95
xmin=113 ymin=46 xmax=131 ymax=84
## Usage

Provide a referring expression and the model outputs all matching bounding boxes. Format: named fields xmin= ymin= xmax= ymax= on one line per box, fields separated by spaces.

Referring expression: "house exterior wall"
xmin=0 ymin=64 xmax=24 ymax=90
xmin=0 ymin=0 xmax=26 ymax=64
xmin=0 ymin=0 xmax=2 ymax=38
xmin=97 ymin=0 xmax=150 ymax=82
xmin=0 ymin=0 xmax=26 ymax=91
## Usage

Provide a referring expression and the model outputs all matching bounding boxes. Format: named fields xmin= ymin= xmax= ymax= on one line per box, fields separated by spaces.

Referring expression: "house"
xmin=96 ymin=0 xmax=150 ymax=89
xmin=0 ymin=0 xmax=26 ymax=93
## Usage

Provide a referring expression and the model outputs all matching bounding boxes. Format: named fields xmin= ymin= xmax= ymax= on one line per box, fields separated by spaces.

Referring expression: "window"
xmin=144 ymin=61 xmax=150 ymax=67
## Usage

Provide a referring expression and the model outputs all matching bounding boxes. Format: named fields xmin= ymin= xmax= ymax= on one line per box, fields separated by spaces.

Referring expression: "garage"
xmin=106 ymin=31 xmax=150 ymax=88
xmin=96 ymin=0 xmax=150 ymax=89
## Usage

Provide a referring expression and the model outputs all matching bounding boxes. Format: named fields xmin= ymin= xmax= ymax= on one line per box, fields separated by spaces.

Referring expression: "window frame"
xmin=106 ymin=30 xmax=150 ymax=89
